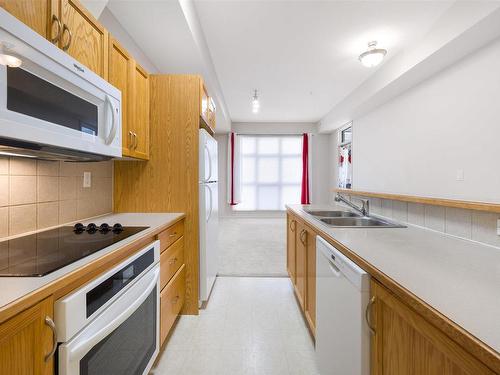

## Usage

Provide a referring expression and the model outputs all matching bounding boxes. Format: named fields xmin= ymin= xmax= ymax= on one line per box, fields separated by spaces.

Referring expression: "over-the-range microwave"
xmin=0 ymin=8 xmax=122 ymax=161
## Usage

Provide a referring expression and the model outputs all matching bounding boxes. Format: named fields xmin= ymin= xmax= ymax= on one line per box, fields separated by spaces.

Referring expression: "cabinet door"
xmin=208 ymin=97 xmax=216 ymax=129
xmin=200 ymin=82 xmax=209 ymax=125
xmin=0 ymin=297 xmax=55 ymax=375
xmin=108 ymin=37 xmax=133 ymax=157
xmin=59 ymin=0 xmax=108 ymax=78
xmin=295 ymin=221 xmax=307 ymax=310
xmin=371 ymin=280 xmax=494 ymax=375
xmin=129 ymin=62 xmax=150 ymax=160
xmin=305 ymin=226 xmax=316 ymax=334
xmin=286 ymin=214 xmax=297 ymax=282
xmin=160 ymin=264 xmax=185 ymax=346
xmin=0 ymin=0 xmax=59 ymax=42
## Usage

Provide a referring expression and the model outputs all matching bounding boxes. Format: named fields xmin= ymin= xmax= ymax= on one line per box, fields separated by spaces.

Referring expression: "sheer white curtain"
xmin=227 ymin=132 xmax=241 ymax=205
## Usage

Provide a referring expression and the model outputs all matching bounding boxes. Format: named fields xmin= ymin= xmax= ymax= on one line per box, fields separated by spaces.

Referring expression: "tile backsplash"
xmin=365 ymin=197 xmax=500 ymax=248
xmin=0 ymin=157 xmax=113 ymax=239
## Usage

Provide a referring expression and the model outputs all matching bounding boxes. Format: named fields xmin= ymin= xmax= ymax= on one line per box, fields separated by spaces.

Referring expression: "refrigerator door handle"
xmin=204 ymin=144 xmax=212 ymax=183
xmin=205 ymin=184 xmax=213 ymax=222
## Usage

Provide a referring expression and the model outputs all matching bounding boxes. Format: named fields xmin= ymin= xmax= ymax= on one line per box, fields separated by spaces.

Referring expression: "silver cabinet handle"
xmin=51 ymin=15 xmax=62 ymax=43
xmin=62 ymin=23 xmax=72 ymax=51
xmin=44 ymin=316 xmax=57 ymax=362
xmin=169 ymin=257 xmax=178 ymax=265
xmin=133 ymin=132 xmax=138 ymax=149
xmin=299 ymin=229 xmax=306 ymax=245
xmin=171 ymin=295 xmax=180 ymax=305
xmin=128 ymin=131 xmax=134 ymax=148
xmin=289 ymin=219 xmax=296 ymax=232
xmin=365 ymin=296 xmax=376 ymax=336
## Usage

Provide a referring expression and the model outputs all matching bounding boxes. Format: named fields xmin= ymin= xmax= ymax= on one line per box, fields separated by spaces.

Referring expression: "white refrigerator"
xmin=199 ymin=129 xmax=219 ymax=303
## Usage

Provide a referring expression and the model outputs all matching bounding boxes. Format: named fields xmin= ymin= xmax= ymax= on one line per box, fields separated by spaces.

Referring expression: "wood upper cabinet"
xmin=0 ymin=0 xmax=59 ymax=41
xmin=295 ymin=221 xmax=307 ymax=310
xmin=58 ymin=0 xmax=108 ymax=78
xmin=305 ymin=225 xmax=316 ymax=333
xmin=0 ymin=296 xmax=55 ymax=375
xmin=370 ymin=280 xmax=495 ymax=375
xmin=108 ymin=36 xmax=133 ymax=157
xmin=199 ymin=81 xmax=216 ymax=131
xmin=128 ymin=62 xmax=150 ymax=160
xmin=286 ymin=214 xmax=297 ymax=282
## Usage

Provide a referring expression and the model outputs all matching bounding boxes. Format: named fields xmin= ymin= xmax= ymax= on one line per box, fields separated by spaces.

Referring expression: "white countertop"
xmin=0 ymin=213 xmax=184 ymax=310
xmin=288 ymin=204 xmax=500 ymax=353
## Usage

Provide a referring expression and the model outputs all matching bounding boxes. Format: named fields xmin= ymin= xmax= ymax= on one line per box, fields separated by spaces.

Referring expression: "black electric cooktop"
xmin=0 ymin=223 xmax=148 ymax=277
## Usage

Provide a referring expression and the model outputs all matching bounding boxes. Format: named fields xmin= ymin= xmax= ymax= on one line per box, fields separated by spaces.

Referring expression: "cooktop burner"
xmin=0 ymin=224 xmax=148 ymax=277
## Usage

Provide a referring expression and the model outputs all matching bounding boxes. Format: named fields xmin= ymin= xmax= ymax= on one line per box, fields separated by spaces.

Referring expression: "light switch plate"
xmin=456 ymin=169 xmax=464 ymax=181
xmin=83 ymin=172 xmax=91 ymax=188
xmin=497 ymin=219 xmax=500 ymax=236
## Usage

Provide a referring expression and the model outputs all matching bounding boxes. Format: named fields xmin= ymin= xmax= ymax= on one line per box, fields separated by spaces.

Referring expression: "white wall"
xmin=217 ymin=123 xmax=331 ymax=217
xmin=98 ymin=8 xmax=159 ymax=73
xmin=352 ymin=37 xmax=500 ymax=203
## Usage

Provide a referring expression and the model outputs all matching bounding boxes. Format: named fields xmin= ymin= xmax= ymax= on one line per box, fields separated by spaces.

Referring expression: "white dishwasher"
xmin=315 ymin=236 xmax=372 ymax=375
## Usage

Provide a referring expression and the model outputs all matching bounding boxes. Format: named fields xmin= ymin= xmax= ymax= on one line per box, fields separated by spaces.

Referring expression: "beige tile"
xmin=93 ymin=177 xmax=112 ymax=198
xmin=381 ymin=199 xmax=393 ymax=218
xmin=0 ymin=207 xmax=8 ymax=238
xmin=77 ymin=199 xmax=96 ymax=220
xmin=0 ymin=176 xmax=8 ymax=207
xmin=445 ymin=208 xmax=472 ymax=239
xmin=59 ymin=161 xmax=81 ymax=177
xmin=92 ymin=161 xmax=113 ymax=178
xmin=392 ymin=201 xmax=408 ymax=223
xmin=9 ymin=158 xmax=36 ymax=175
xmin=10 ymin=176 xmax=36 ymax=205
xmin=77 ymin=177 xmax=93 ymax=200
xmin=9 ymin=204 xmax=37 ymax=236
xmin=37 ymin=160 xmax=59 ymax=176
xmin=472 ymin=211 xmax=500 ymax=248
xmin=59 ymin=176 xmax=77 ymax=201
xmin=59 ymin=200 xmax=77 ymax=224
xmin=0 ymin=157 xmax=8 ymax=175
xmin=37 ymin=176 xmax=59 ymax=202
xmin=407 ymin=203 xmax=425 ymax=226
xmin=0 ymin=241 xmax=7 ymax=270
xmin=424 ymin=205 xmax=445 ymax=232
xmin=37 ymin=202 xmax=59 ymax=229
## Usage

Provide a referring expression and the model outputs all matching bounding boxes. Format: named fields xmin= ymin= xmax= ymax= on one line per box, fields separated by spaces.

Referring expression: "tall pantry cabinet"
xmin=114 ymin=75 xmax=205 ymax=315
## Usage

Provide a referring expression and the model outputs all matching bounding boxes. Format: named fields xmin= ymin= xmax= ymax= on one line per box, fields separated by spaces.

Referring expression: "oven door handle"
xmin=104 ymin=95 xmax=118 ymax=145
xmin=67 ymin=266 xmax=159 ymax=360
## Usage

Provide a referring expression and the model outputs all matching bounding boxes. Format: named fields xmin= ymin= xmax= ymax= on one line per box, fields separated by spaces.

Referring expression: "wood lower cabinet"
xmin=160 ymin=264 xmax=186 ymax=346
xmin=59 ymin=0 xmax=108 ymax=78
xmin=286 ymin=214 xmax=297 ymax=282
xmin=0 ymin=0 xmax=59 ymax=41
xmin=305 ymin=226 xmax=316 ymax=333
xmin=160 ymin=237 xmax=184 ymax=290
xmin=288 ymin=212 xmax=316 ymax=336
xmin=0 ymin=296 xmax=55 ymax=375
xmin=370 ymin=280 xmax=495 ymax=375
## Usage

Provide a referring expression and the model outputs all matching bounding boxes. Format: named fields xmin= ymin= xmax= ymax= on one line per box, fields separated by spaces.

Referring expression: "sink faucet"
xmin=335 ymin=193 xmax=370 ymax=216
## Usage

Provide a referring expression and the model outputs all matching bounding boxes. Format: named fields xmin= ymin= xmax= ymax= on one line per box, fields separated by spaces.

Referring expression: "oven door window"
xmin=79 ymin=286 xmax=157 ymax=375
xmin=6 ymin=67 xmax=98 ymax=135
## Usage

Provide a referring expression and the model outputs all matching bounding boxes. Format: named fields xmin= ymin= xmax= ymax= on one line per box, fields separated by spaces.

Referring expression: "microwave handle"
xmin=104 ymin=95 xmax=118 ymax=145
xmin=67 ymin=266 xmax=159 ymax=360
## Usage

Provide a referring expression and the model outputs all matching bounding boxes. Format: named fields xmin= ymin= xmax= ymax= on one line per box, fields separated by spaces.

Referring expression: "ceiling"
xmin=194 ymin=1 xmax=452 ymax=123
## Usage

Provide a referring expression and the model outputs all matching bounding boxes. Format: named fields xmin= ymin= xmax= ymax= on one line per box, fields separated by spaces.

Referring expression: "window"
xmin=338 ymin=123 xmax=352 ymax=189
xmin=235 ymin=135 xmax=302 ymax=211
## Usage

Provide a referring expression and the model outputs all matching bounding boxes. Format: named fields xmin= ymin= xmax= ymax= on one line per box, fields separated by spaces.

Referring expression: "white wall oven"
xmin=55 ymin=241 xmax=160 ymax=375
xmin=0 ymin=8 xmax=121 ymax=161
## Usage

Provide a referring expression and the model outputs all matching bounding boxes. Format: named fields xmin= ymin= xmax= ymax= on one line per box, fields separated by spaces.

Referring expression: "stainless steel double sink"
xmin=304 ymin=209 xmax=406 ymax=228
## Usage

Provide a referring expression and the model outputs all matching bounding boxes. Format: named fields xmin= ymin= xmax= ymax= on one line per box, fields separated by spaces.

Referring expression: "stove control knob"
xmin=74 ymin=223 xmax=85 ymax=233
xmin=87 ymin=223 xmax=98 ymax=233
xmin=99 ymin=223 xmax=111 ymax=233
xmin=112 ymin=223 xmax=124 ymax=233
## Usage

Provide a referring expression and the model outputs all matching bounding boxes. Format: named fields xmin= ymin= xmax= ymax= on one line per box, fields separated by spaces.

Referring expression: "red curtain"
xmin=301 ymin=133 xmax=310 ymax=204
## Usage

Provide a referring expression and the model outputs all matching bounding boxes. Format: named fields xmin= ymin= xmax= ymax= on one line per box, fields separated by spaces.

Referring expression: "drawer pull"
xmin=365 ymin=296 xmax=376 ymax=336
xmin=169 ymin=257 xmax=178 ymax=265
xmin=169 ymin=232 xmax=177 ymax=238
xmin=171 ymin=295 xmax=180 ymax=305
xmin=44 ymin=317 xmax=57 ymax=361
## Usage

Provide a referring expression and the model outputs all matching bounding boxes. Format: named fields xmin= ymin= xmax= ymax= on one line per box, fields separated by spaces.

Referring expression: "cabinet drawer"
xmin=157 ymin=220 xmax=184 ymax=253
xmin=160 ymin=264 xmax=185 ymax=345
xmin=160 ymin=237 xmax=184 ymax=290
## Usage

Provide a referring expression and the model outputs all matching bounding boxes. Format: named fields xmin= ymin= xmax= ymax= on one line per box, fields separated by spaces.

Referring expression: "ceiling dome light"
xmin=252 ymin=89 xmax=260 ymax=114
xmin=358 ymin=41 xmax=387 ymax=68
